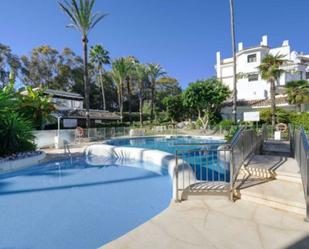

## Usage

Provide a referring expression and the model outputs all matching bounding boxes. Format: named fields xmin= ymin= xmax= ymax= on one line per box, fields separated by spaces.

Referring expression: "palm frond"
xmin=90 ymin=13 xmax=108 ymax=29
xmin=59 ymin=0 xmax=107 ymax=36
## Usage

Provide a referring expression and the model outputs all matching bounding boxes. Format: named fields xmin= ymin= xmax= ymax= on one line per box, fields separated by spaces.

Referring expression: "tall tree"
xmin=286 ymin=80 xmax=309 ymax=112
xmin=258 ymin=53 xmax=286 ymax=126
xmin=134 ymin=63 xmax=148 ymax=126
xmin=21 ymin=45 xmax=59 ymax=87
xmin=229 ymin=0 xmax=237 ymax=123
xmin=155 ymin=76 xmax=182 ymax=111
xmin=0 ymin=44 xmax=21 ymax=88
xmin=90 ymin=45 xmax=111 ymax=110
xmin=59 ymin=0 xmax=107 ymax=128
xmin=110 ymin=58 xmax=131 ymax=122
xmin=147 ymin=63 xmax=166 ymax=121
xmin=21 ymin=46 xmax=83 ymax=90
xmin=183 ymin=78 xmax=230 ymax=130
xmin=125 ymin=56 xmax=139 ymax=124
xmin=163 ymin=95 xmax=184 ymax=123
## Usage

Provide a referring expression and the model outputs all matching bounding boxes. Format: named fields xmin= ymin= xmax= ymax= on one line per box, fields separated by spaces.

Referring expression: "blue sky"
xmin=1 ymin=0 xmax=309 ymax=88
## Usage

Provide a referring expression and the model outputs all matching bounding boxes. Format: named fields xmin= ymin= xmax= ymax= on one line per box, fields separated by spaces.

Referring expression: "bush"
xmin=259 ymin=108 xmax=291 ymax=124
xmin=0 ymin=112 xmax=36 ymax=156
xmin=224 ymin=126 xmax=239 ymax=142
xmin=219 ymin=119 xmax=235 ymax=129
xmin=290 ymin=112 xmax=309 ymax=131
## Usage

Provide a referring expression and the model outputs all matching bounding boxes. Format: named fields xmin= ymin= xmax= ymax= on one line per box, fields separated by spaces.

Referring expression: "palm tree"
xmin=229 ymin=0 xmax=237 ymax=123
xmin=147 ymin=63 xmax=166 ymax=121
xmin=286 ymin=80 xmax=309 ymax=112
xmin=90 ymin=45 xmax=110 ymax=111
xmin=258 ymin=53 xmax=286 ymax=126
xmin=59 ymin=0 xmax=107 ymax=128
xmin=110 ymin=58 xmax=131 ymax=122
xmin=134 ymin=63 xmax=148 ymax=126
xmin=125 ymin=56 xmax=139 ymax=124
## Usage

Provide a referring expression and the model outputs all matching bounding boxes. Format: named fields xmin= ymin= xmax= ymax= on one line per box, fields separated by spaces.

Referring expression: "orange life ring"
xmin=75 ymin=126 xmax=84 ymax=137
xmin=276 ymin=123 xmax=287 ymax=132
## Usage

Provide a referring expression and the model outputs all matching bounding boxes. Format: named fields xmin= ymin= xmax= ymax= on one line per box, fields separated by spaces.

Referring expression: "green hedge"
xmin=259 ymin=108 xmax=309 ymax=132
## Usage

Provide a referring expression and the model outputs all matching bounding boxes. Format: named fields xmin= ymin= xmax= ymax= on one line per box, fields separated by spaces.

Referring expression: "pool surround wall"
xmin=0 ymin=152 xmax=46 ymax=173
xmin=85 ymin=143 xmax=196 ymax=200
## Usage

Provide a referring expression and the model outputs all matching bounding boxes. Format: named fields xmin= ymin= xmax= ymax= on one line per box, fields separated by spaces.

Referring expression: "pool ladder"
xmin=63 ymin=140 xmax=73 ymax=164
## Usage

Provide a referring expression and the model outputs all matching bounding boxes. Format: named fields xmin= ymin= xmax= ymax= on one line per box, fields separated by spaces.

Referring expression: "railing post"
xmin=306 ymin=150 xmax=309 ymax=222
xmin=306 ymin=152 xmax=309 ymax=222
xmin=229 ymin=146 xmax=234 ymax=201
xmin=298 ymin=131 xmax=300 ymax=167
xmin=175 ymin=150 xmax=179 ymax=203
xmin=242 ymin=134 xmax=245 ymax=162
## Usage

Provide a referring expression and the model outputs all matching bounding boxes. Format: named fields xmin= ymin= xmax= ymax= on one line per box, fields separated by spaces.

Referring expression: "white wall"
xmin=217 ymin=36 xmax=308 ymax=101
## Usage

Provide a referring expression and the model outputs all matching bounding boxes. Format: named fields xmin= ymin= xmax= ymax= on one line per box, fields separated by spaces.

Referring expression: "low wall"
xmin=0 ymin=152 xmax=46 ymax=173
xmin=85 ymin=144 xmax=196 ymax=200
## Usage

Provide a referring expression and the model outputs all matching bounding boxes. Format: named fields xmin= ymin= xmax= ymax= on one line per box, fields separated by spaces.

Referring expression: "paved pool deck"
xmin=101 ymin=197 xmax=309 ymax=249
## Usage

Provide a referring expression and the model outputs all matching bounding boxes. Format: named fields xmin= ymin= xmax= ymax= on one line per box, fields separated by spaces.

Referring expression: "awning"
xmin=51 ymin=109 xmax=121 ymax=120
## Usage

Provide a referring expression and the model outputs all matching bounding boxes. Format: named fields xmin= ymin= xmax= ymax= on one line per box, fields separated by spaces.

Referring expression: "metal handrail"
xmin=292 ymin=126 xmax=309 ymax=221
xmin=230 ymin=126 xmax=245 ymax=145
xmin=63 ymin=140 xmax=73 ymax=164
xmin=230 ymin=127 xmax=262 ymax=189
xmin=174 ymin=126 xmax=262 ymax=202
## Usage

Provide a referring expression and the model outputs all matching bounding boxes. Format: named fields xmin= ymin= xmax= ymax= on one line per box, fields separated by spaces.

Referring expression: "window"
xmin=247 ymin=54 xmax=257 ymax=63
xmin=248 ymin=74 xmax=259 ymax=82
xmin=306 ymin=72 xmax=309 ymax=80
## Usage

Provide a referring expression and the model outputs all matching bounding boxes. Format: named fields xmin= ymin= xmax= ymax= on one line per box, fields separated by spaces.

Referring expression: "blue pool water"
xmin=107 ymin=136 xmax=224 ymax=154
xmin=108 ymin=136 xmax=228 ymax=181
xmin=0 ymin=157 xmax=172 ymax=249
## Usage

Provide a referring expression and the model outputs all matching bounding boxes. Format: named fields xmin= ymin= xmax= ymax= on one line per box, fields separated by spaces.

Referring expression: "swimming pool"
xmin=106 ymin=136 xmax=228 ymax=181
xmin=107 ymin=136 xmax=224 ymax=154
xmin=0 ymin=157 xmax=172 ymax=249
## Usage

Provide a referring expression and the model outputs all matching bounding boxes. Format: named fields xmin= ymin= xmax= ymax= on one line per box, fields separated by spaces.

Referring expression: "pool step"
xmin=236 ymin=153 xmax=305 ymax=216
xmin=239 ymin=178 xmax=305 ymax=216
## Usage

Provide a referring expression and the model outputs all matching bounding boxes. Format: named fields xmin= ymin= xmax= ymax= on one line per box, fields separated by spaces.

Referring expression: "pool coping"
xmin=85 ymin=135 xmax=225 ymax=200
xmin=0 ymin=152 xmax=46 ymax=174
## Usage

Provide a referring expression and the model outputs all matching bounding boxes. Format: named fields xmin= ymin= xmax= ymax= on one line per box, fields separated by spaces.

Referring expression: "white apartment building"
xmin=215 ymin=35 xmax=309 ymax=101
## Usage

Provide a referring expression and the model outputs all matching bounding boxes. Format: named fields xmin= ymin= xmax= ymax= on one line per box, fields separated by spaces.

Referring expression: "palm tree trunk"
xmin=82 ymin=35 xmax=90 ymax=129
xmin=150 ymin=82 xmax=155 ymax=121
xmin=139 ymin=97 xmax=144 ymax=126
xmin=120 ymin=82 xmax=124 ymax=123
xmin=229 ymin=0 xmax=237 ymax=124
xmin=270 ymin=80 xmax=276 ymax=126
xmin=99 ymin=68 xmax=106 ymax=110
xmin=126 ymin=78 xmax=132 ymax=124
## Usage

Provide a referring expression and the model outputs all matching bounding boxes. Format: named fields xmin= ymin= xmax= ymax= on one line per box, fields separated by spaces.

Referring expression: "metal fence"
xmin=261 ymin=124 xmax=290 ymax=141
xmin=33 ymin=127 xmax=130 ymax=148
xmin=33 ymin=125 xmax=238 ymax=149
xmin=175 ymin=143 xmax=230 ymax=201
xmin=130 ymin=125 xmax=240 ymax=137
xmin=230 ymin=128 xmax=263 ymax=188
xmin=292 ymin=127 xmax=309 ymax=221
xmin=175 ymin=127 xmax=262 ymax=201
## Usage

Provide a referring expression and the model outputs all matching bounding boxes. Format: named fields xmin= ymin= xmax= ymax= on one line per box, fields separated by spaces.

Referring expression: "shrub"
xmin=290 ymin=112 xmax=309 ymax=131
xmin=0 ymin=112 xmax=36 ymax=156
xmin=219 ymin=119 xmax=235 ymax=129
xmin=224 ymin=126 xmax=239 ymax=142
xmin=259 ymin=108 xmax=291 ymax=124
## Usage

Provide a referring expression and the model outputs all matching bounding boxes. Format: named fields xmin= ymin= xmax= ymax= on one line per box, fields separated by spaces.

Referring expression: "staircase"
xmin=236 ymin=138 xmax=306 ymax=216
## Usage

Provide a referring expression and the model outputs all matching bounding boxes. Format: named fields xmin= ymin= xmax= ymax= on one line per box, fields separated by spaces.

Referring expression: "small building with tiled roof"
xmin=42 ymin=89 xmax=121 ymax=127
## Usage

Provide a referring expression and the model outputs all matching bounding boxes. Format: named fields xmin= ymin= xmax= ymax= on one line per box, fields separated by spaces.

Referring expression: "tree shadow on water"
xmin=0 ymin=172 xmax=161 ymax=196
